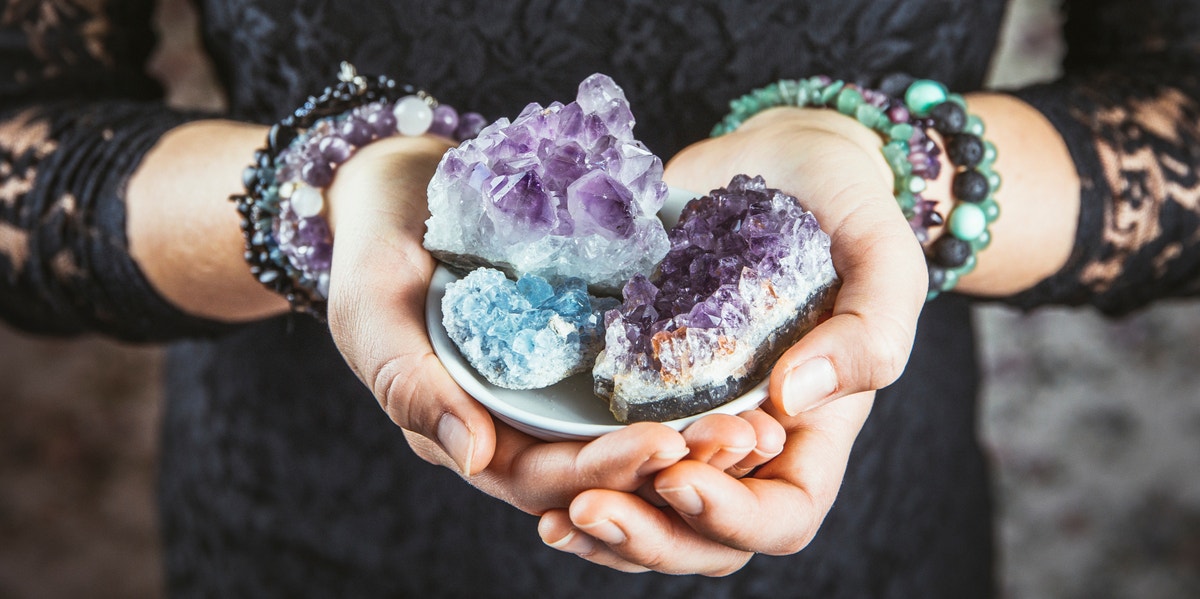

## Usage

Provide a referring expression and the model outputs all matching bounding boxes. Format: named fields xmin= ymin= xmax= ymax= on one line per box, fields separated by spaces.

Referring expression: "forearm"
xmin=127 ymin=119 xmax=288 ymax=322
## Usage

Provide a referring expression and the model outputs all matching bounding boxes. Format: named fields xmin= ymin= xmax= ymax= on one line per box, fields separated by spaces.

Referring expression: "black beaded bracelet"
xmin=903 ymin=80 xmax=1001 ymax=299
xmin=231 ymin=62 xmax=485 ymax=318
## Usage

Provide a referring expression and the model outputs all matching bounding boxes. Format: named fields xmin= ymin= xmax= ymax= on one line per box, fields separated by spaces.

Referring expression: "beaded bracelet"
xmin=905 ymin=80 xmax=1001 ymax=299
xmin=231 ymin=62 xmax=486 ymax=317
xmin=712 ymin=77 xmax=944 ymax=243
xmin=712 ymin=76 xmax=1000 ymax=299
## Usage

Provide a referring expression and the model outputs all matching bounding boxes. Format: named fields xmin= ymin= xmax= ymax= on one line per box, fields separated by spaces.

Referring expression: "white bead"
xmin=291 ymin=185 xmax=325 ymax=218
xmin=393 ymin=95 xmax=434 ymax=136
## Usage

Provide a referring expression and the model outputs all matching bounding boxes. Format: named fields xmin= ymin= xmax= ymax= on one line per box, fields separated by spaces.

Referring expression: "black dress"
xmin=3 ymin=1 xmax=1200 ymax=597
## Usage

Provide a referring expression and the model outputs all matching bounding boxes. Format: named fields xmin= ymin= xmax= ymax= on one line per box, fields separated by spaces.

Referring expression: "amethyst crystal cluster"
xmin=594 ymin=175 xmax=838 ymax=423
xmin=424 ymin=74 xmax=670 ymax=293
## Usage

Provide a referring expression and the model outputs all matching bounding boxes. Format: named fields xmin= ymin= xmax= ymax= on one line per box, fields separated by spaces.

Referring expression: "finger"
xmin=465 ymin=421 xmax=688 ymax=515
xmin=768 ymin=200 xmax=926 ymax=416
xmin=568 ymin=489 xmax=753 ymax=576
xmin=656 ymin=392 xmax=873 ymax=554
xmin=680 ymin=413 xmax=757 ymax=471
xmin=538 ymin=509 xmax=650 ymax=573
xmin=726 ymin=409 xmax=785 ymax=477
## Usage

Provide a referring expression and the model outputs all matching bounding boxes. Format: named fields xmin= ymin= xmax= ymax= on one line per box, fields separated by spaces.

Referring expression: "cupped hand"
xmin=321 ymin=135 xmax=778 ymax=516
xmin=538 ymin=106 xmax=928 ymax=574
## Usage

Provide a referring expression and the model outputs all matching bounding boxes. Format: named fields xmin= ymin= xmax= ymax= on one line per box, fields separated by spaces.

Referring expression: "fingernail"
xmin=658 ymin=485 xmax=705 ymax=516
xmin=546 ymin=528 xmax=597 ymax=556
xmin=578 ymin=519 xmax=627 ymax=545
xmin=782 ymin=357 xmax=838 ymax=416
xmin=636 ymin=447 xmax=691 ymax=477
xmin=437 ymin=413 xmax=475 ymax=475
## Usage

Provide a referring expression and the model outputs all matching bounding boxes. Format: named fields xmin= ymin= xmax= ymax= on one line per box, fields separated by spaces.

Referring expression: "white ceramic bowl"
xmin=425 ymin=188 xmax=770 ymax=441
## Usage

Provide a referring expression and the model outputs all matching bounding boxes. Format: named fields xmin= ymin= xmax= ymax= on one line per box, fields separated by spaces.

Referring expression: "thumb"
xmin=769 ymin=192 xmax=927 ymax=416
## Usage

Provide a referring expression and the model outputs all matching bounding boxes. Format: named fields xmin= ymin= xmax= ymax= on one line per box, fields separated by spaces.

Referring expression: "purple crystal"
xmin=425 ymin=73 xmax=669 ymax=292
xmin=566 ymin=170 xmax=635 ymax=240
xmin=594 ymin=175 xmax=839 ymax=423
xmin=485 ymin=170 xmax=556 ymax=239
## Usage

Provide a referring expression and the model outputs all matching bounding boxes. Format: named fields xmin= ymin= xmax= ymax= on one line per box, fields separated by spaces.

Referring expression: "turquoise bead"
xmin=778 ymin=80 xmax=802 ymax=104
xmin=971 ymin=229 xmax=992 ymax=251
xmin=987 ymin=169 xmax=1002 ymax=192
xmin=907 ymin=176 xmax=926 ymax=194
xmin=819 ymin=80 xmax=845 ymax=104
xmin=982 ymin=141 xmax=998 ymax=166
xmin=896 ymin=190 xmax=917 ymax=216
xmin=981 ymin=198 xmax=1001 ymax=222
xmin=836 ymin=88 xmax=863 ymax=114
xmin=889 ymin=123 xmax=914 ymax=143
xmin=955 ymin=253 xmax=978 ymax=275
xmin=949 ymin=203 xmax=987 ymax=241
xmin=942 ymin=269 xmax=960 ymax=290
xmin=856 ymin=104 xmax=883 ymax=128
xmin=947 ymin=93 xmax=967 ymax=109
xmin=965 ymin=115 xmax=985 ymax=136
xmin=905 ymin=79 xmax=948 ymax=117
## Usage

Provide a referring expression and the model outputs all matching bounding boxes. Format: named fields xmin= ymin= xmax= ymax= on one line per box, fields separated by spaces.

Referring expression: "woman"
xmin=2 ymin=1 xmax=1198 ymax=596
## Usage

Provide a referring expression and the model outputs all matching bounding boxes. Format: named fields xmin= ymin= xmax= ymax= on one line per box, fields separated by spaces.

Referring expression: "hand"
xmin=538 ymin=393 xmax=871 ymax=575
xmin=536 ymin=106 xmax=926 ymax=574
xmin=322 ymin=135 xmax=777 ymax=515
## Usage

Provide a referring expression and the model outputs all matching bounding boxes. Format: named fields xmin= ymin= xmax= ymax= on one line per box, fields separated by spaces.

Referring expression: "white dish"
xmin=425 ymin=187 xmax=770 ymax=442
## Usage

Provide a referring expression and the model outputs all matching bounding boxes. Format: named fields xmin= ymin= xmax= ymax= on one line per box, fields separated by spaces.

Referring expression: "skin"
xmin=117 ymin=90 xmax=1078 ymax=575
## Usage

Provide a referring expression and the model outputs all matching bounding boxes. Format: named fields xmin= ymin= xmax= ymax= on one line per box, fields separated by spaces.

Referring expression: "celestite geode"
xmin=423 ymin=74 xmax=670 ymax=294
xmin=593 ymin=175 xmax=839 ymax=423
xmin=442 ymin=268 xmax=618 ymax=390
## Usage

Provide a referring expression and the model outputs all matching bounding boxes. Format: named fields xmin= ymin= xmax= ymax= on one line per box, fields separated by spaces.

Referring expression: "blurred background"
xmin=2 ymin=0 xmax=1199 ymax=597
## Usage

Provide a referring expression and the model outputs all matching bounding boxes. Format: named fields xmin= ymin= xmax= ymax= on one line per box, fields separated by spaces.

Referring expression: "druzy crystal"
xmin=442 ymin=268 xmax=619 ymax=390
xmin=593 ymin=175 xmax=839 ymax=423
xmin=424 ymin=74 xmax=670 ymax=293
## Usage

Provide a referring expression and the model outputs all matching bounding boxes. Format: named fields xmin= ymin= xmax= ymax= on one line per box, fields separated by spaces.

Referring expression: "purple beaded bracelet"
xmin=232 ymin=62 xmax=486 ymax=317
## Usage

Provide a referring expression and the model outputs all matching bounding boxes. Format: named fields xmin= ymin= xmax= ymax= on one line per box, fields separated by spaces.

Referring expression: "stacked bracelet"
xmin=713 ymin=77 xmax=944 ymax=243
xmin=232 ymin=62 xmax=486 ymax=317
xmin=712 ymin=76 xmax=1000 ymax=299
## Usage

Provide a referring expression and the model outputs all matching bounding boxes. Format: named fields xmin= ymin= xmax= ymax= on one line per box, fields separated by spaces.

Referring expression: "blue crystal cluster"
xmin=442 ymin=268 xmax=618 ymax=389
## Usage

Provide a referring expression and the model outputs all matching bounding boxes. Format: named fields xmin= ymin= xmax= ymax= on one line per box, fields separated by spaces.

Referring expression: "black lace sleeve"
xmin=1004 ymin=0 xmax=1200 ymax=315
xmin=0 ymin=1 xmax=231 ymax=341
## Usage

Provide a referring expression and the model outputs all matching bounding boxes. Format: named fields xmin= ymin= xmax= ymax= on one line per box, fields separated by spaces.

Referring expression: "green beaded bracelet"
xmin=712 ymin=76 xmax=1001 ymax=300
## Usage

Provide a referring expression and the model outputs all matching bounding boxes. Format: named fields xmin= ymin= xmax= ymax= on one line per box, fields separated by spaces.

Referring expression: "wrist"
xmin=713 ymin=77 xmax=1002 ymax=299
xmin=740 ymin=107 xmax=895 ymax=192
xmin=233 ymin=63 xmax=484 ymax=318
